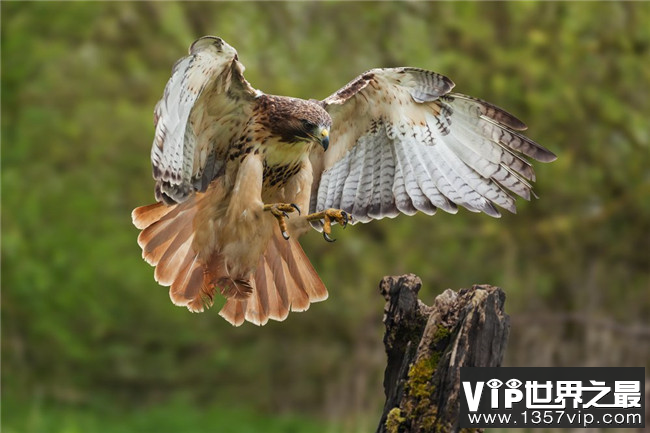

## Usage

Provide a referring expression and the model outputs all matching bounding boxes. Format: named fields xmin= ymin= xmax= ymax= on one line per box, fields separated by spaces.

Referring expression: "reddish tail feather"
xmin=132 ymin=199 xmax=328 ymax=326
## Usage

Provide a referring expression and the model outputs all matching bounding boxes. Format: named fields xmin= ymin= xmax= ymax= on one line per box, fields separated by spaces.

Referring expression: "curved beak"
xmin=320 ymin=128 xmax=329 ymax=151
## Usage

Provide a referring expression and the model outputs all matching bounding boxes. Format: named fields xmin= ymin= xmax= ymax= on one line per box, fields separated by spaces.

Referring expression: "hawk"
xmin=132 ymin=36 xmax=556 ymax=326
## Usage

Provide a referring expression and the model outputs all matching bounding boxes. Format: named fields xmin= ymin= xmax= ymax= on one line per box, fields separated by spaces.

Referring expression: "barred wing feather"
xmin=311 ymin=68 xmax=556 ymax=223
xmin=151 ymin=36 xmax=259 ymax=204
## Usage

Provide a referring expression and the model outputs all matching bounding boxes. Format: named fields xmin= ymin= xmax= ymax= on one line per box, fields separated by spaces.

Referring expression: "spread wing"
xmin=151 ymin=36 xmax=259 ymax=204
xmin=310 ymin=68 xmax=556 ymax=223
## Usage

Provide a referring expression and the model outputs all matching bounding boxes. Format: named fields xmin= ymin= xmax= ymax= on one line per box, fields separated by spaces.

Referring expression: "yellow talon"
xmin=264 ymin=203 xmax=301 ymax=240
xmin=306 ymin=208 xmax=350 ymax=242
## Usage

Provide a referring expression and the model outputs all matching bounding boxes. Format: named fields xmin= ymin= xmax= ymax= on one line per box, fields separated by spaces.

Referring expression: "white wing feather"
xmin=151 ymin=36 xmax=259 ymax=204
xmin=312 ymin=68 xmax=556 ymax=223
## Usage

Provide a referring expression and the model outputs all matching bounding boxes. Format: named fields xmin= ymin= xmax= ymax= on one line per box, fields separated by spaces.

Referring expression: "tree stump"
xmin=376 ymin=274 xmax=510 ymax=433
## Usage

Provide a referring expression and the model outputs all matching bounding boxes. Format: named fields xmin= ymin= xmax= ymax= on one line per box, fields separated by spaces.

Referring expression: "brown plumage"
xmin=133 ymin=36 xmax=556 ymax=326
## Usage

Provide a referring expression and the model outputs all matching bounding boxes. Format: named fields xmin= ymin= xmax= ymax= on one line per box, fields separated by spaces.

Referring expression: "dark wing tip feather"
xmin=509 ymin=133 xmax=558 ymax=163
xmin=533 ymin=147 xmax=558 ymax=163
xmin=494 ymin=114 xmax=528 ymax=132
xmin=452 ymin=93 xmax=528 ymax=131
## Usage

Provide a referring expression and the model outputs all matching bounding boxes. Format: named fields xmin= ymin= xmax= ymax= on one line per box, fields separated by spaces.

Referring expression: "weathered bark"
xmin=377 ymin=274 xmax=510 ymax=433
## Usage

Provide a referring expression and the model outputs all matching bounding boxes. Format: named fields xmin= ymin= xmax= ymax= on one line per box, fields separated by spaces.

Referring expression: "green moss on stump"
xmin=401 ymin=324 xmax=454 ymax=432
xmin=402 ymin=353 xmax=437 ymax=431
xmin=385 ymin=407 xmax=406 ymax=433
xmin=432 ymin=324 xmax=450 ymax=345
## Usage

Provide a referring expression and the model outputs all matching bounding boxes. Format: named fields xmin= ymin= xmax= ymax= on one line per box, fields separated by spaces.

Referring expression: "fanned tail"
xmin=133 ymin=199 xmax=327 ymax=326
xmin=219 ymin=228 xmax=328 ymax=326
xmin=132 ymin=197 xmax=223 ymax=313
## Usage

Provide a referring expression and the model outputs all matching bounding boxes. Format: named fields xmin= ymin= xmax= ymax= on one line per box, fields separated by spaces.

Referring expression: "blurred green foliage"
xmin=2 ymin=2 xmax=649 ymax=432
xmin=2 ymin=397 xmax=325 ymax=433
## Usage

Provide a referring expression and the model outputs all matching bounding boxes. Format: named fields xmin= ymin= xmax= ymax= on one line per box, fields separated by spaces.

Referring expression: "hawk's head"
xmin=259 ymin=95 xmax=332 ymax=152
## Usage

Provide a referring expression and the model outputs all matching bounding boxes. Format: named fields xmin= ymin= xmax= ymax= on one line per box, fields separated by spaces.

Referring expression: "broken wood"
xmin=376 ymin=274 xmax=510 ymax=433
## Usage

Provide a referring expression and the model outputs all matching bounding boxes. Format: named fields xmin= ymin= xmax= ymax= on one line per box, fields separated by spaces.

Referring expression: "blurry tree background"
xmin=2 ymin=2 xmax=649 ymax=432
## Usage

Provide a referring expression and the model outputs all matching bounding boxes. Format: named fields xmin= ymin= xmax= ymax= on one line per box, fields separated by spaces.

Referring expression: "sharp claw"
xmin=282 ymin=211 xmax=289 ymax=219
xmin=341 ymin=211 xmax=349 ymax=228
xmin=323 ymin=232 xmax=336 ymax=243
xmin=290 ymin=203 xmax=301 ymax=216
xmin=282 ymin=230 xmax=290 ymax=240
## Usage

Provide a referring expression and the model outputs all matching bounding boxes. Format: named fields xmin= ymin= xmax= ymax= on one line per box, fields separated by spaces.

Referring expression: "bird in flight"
xmin=132 ymin=36 xmax=556 ymax=326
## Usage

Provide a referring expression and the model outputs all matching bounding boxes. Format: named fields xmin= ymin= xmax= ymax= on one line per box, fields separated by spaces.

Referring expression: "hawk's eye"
xmin=301 ymin=119 xmax=316 ymax=131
